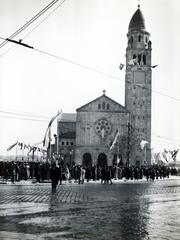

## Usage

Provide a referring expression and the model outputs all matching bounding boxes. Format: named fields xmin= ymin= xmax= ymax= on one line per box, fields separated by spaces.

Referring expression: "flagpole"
xmin=56 ymin=110 xmax=61 ymax=158
xmin=43 ymin=110 xmax=62 ymax=162
xmin=49 ymin=126 xmax=52 ymax=161
xmin=16 ymin=141 xmax=18 ymax=161
xmin=57 ymin=121 xmax=59 ymax=157
xmin=22 ymin=143 xmax=24 ymax=162
xmin=117 ymin=138 xmax=120 ymax=165
xmin=127 ymin=122 xmax=130 ymax=167
xmin=37 ymin=148 xmax=38 ymax=162
xmin=16 ymin=143 xmax=18 ymax=162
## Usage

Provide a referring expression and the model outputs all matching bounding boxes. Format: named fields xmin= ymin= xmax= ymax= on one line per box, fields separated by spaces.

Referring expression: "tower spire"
xmin=128 ymin=2 xmax=146 ymax=32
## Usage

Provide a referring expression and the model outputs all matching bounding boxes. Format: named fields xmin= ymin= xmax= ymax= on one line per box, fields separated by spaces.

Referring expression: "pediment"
xmin=76 ymin=94 xmax=128 ymax=113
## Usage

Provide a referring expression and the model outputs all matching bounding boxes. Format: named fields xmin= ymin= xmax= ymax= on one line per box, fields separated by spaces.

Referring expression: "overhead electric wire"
xmin=0 ymin=110 xmax=50 ymax=120
xmin=0 ymin=0 xmax=66 ymax=58
xmin=33 ymin=48 xmax=180 ymax=103
xmin=151 ymin=137 xmax=180 ymax=148
xmin=1 ymin=38 xmax=180 ymax=103
xmin=0 ymin=115 xmax=49 ymax=123
xmin=152 ymin=134 xmax=180 ymax=143
xmin=130 ymin=125 xmax=180 ymax=143
xmin=34 ymin=48 xmax=121 ymax=81
xmin=0 ymin=0 xmax=61 ymax=49
xmin=2 ymin=34 xmax=180 ymax=103
xmin=0 ymin=106 xmax=51 ymax=118
xmin=152 ymin=138 xmax=180 ymax=147
xmin=0 ymin=1 xmax=179 ymax=103
xmin=1 ymin=35 xmax=180 ymax=103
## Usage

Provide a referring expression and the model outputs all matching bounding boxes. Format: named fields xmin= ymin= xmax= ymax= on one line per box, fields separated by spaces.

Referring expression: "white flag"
xmin=128 ymin=59 xmax=134 ymax=65
xmin=119 ymin=63 xmax=124 ymax=70
xmin=43 ymin=110 xmax=62 ymax=148
xmin=110 ymin=130 xmax=120 ymax=150
xmin=117 ymin=155 xmax=120 ymax=164
xmin=140 ymin=140 xmax=148 ymax=150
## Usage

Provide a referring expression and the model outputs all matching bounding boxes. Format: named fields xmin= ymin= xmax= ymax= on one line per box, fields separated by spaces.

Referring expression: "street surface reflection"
xmin=0 ymin=179 xmax=180 ymax=239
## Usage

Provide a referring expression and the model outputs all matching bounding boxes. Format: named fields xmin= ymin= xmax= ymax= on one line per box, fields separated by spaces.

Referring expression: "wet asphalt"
xmin=0 ymin=178 xmax=180 ymax=240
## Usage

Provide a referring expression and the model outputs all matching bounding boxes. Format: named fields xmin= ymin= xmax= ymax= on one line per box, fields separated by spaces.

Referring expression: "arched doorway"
xmin=97 ymin=153 xmax=107 ymax=167
xmin=82 ymin=153 xmax=92 ymax=168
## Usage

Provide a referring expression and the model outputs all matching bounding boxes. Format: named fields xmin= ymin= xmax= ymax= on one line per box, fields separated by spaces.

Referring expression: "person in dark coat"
xmin=59 ymin=164 xmax=63 ymax=185
xmin=76 ymin=165 xmax=81 ymax=184
xmin=91 ymin=165 xmax=96 ymax=181
xmin=34 ymin=163 xmax=41 ymax=183
xmin=85 ymin=167 xmax=91 ymax=182
xmin=50 ymin=163 xmax=59 ymax=192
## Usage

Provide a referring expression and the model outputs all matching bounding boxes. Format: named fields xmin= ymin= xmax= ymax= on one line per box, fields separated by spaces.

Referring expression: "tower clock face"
xmin=95 ymin=118 xmax=112 ymax=138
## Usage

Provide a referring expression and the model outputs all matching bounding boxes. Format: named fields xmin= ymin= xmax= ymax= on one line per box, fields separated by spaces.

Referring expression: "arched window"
xmin=138 ymin=35 xmax=141 ymax=42
xmin=102 ymin=102 xmax=105 ymax=109
xmin=98 ymin=104 xmax=101 ymax=109
xmin=107 ymin=103 xmax=110 ymax=110
xmin=138 ymin=55 xmax=141 ymax=65
xmin=143 ymin=55 xmax=146 ymax=65
xmin=145 ymin=36 xmax=148 ymax=43
xmin=131 ymin=36 xmax=133 ymax=43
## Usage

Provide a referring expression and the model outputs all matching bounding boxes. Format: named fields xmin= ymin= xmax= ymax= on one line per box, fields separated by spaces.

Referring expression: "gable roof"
xmin=76 ymin=93 xmax=129 ymax=113
xmin=58 ymin=113 xmax=76 ymax=122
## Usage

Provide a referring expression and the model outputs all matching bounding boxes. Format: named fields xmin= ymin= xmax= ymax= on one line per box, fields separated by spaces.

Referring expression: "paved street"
xmin=0 ymin=178 xmax=180 ymax=240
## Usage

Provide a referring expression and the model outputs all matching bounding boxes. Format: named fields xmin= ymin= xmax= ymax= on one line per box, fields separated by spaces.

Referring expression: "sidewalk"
xmin=0 ymin=179 xmax=50 ymax=185
xmin=1 ymin=175 xmax=180 ymax=186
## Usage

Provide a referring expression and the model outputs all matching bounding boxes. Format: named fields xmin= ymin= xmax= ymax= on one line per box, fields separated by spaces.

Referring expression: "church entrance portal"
xmin=97 ymin=153 xmax=107 ymax=167
xmin=82 ymin=153 xmax=92 ymax=168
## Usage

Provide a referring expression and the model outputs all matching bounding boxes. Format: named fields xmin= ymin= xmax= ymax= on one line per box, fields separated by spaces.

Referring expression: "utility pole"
xmin=49 ymin=127 xmax=52 ymax=161
xmin=57 ymin=121 xmax=59 ymax=158
xmin=126 ymin=122 xmax=131 ymax=167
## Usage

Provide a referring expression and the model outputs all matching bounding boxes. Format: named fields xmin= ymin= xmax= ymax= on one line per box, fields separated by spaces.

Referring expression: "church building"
xmin=57 ymin=5 xmax=152 ymax=168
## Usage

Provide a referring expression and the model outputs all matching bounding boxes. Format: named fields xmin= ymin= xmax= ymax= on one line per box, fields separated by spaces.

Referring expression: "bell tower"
xmin=125 ymin=5 xmax=152 ymax=165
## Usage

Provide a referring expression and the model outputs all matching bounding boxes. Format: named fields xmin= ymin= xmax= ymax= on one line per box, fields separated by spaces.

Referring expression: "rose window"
xmin=95 ymin=119 xmax=112 ymax=138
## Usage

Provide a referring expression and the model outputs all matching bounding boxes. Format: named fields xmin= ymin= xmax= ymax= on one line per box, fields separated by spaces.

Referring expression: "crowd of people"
xmin=0 ymin=160 xmax=179 ymax=189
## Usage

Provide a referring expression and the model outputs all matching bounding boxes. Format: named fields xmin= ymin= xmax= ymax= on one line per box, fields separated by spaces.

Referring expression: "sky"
xmin=0 ymin=0 xmax=180 ymax=158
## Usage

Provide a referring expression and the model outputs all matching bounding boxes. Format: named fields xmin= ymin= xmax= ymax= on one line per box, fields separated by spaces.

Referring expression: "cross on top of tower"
xmin=128 ymin=0 xmax=145 ymax=32
xmin=138 ymin=0 xmax=141 ymax=8
xmin=103 ymin=90 xmax=106 ymax=95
